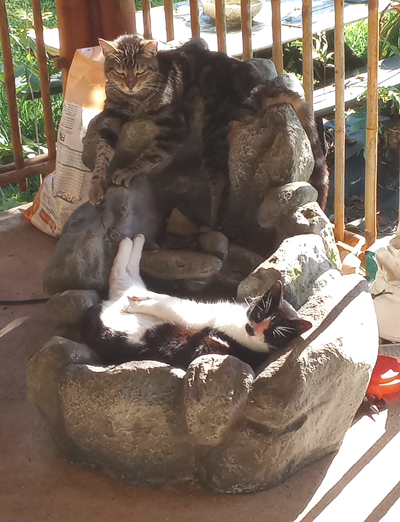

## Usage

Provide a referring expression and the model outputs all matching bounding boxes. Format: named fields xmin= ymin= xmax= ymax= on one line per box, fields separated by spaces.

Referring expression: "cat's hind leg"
xmin=109 ymin=235 xmax=146 ymax=300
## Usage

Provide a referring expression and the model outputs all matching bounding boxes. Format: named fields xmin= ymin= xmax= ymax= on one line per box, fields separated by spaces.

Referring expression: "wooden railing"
xmin=0 ymin=0 xmax=56 ymax=191
xmin=0 ymin=0 xmax=382 ymax=247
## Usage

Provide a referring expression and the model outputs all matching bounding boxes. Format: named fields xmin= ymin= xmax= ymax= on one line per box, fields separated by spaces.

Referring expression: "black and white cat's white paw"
xmin=123 ymin=295 xmax=168 ymax=316
xmin=109 ymin=235 xmax=146 ymax=299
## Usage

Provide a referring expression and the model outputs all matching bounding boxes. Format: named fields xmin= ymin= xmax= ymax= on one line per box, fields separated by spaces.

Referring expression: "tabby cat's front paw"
xmin=113 ymin=168 xmax=135 ymax=188
xmin=89 ymin=180 xmax=105 ymax=205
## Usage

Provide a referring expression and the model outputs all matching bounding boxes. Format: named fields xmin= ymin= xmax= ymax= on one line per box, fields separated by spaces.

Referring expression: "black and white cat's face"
xmin=99 ymin=34 xmax=159 ymax=95
xmin=245 ymin=280 xmax=312 ymax=350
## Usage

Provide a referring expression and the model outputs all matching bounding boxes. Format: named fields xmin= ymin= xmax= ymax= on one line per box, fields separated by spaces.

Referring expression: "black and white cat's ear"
xmin=263 ymin=280 xmax=283 ymax=307
xmin=294 ymin=318 xmax=313 ymax=335
xmin=140 ymin=39 xmax=158 ymax=58
xmin=99 ymin=38 xmax=118 ymax=57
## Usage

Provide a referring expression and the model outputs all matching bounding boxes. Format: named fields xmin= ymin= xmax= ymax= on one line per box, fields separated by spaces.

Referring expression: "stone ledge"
xmin=27 ymin=272 xmax=378 ymax=493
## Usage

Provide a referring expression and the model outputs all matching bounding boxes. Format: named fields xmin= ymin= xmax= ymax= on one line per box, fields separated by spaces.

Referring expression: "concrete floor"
xmin=1 ymin=207 xmax=400 ymax=522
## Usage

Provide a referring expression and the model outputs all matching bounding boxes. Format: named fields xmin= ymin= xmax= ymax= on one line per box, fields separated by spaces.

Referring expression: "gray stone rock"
xmin=200 ymin=275 xmax=378 ymax=493
xmin=28 ymin=272 xmax=379 ymax=493
xmin=43 ymin=177 xmax=164 ymax=296
xmin=237 ymin=234 xmax=337 ymax=309
xmin=141 ymin=249 xmax=223 ymax=280
xmin=184 ymin=355 xmax=254 ymax=446
xmin=216 ymin=244 xmax=264 ymax=291
xmin=258 ymin=181 xmax=318 ymax=226
xmin=259 ymin=200 xmax=340 ymax=270
xmin=198 ymin=231 xmax=229 ymax=262
xmin=59 ymin=361 xmax=195 ymax=486
xmin=26 ymin=336 xmax=99 ymax=457
xmin=46 ymin=290 xmax=101 ymax=326
xmin=223 ymin=104 xmax=315 ymax=235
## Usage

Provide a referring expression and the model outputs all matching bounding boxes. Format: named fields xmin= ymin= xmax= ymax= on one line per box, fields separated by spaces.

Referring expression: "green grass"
xmin=344 ymin=19 xmax=369 ymax=62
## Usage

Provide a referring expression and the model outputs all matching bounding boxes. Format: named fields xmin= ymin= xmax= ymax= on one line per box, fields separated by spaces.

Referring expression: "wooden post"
xmin=215 ymin=0 xmax=227 ymax=53
xmin=0 ymin=0 xmax=26 ymax=191
xmin=302 ymin=0 xmax=313 ymax=108
xmin=271 ymin=0 xmax=283 ymax=75
xmin=189 ymin=0 xmax=200 ymax=38
xmin=98 ymin=0 xmax=137 ymax=40
xmin=241 ymin=0 xmax=252 ymax=60
xmin=164 ymin=0 xmax=175 ymax=41
xmin=55 ymin=0 xmax=92 ymax=88
xmin=142 ymin=0 xmax=153 ymax=39
xmin=334 ymin=0 xmax=345 ymax=242
xmin=32 ymin=0 xmax=56 ymax=162
xmin=365 ymin=0 xmax=379 ymax=248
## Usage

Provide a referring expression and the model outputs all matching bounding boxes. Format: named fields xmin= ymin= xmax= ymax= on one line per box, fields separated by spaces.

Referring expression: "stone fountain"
xmin=27 ymin=60 xmax=379 ymax=493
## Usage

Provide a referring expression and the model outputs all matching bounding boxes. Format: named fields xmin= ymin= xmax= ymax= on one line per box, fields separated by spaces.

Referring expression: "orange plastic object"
xmin=367 ymin=355 xmax=400 ymax=400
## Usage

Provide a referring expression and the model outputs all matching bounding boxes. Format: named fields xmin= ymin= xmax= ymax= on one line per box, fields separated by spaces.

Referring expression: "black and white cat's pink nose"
xmin=246 ymin=320 xmax=271 ymax=338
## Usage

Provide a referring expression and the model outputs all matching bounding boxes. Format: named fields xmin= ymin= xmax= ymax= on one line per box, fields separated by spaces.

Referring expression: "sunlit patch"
xmin=0 ymin=316 xmax=28 ymax=339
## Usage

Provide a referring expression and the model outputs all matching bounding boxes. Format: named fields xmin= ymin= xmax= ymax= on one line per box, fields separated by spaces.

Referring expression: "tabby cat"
xmin=81 ymin=235 xmax=312 ymax=371
xmin=89 ymin=34 xmax=329 ymax=227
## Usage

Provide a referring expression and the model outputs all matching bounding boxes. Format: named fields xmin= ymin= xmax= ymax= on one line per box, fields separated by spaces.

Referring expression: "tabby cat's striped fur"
xmin=90 ymin=35 xmax=329 ymax=225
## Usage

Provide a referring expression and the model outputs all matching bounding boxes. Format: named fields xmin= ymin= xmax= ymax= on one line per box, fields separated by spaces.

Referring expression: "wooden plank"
xmin=135 ymin=0 xmax=391 ymax=57
xmin=32 ymin=0 xmax=56 ymax=162
xmin=215 ymin=0 xmax=227 ymax=53
xmin=365 ymin=0 xmax=379 ymax=247
xmin=271 ymin=0 xmax=283 ymax=74
xmin=0 ymin=0 xmax=26 ymax=191
xmin=189 ymin=0 xmax=200 ymax=37
xmin=302 ymin=0 xmax=314 ymax=108
xmin=241 ymin=0 xmax=252 ymax=60
xmin=334 ymin=0 xmax=345 ymax=242
xmin=142 ymin=0 xmax=153 ymax=39
xmin=164 ymin=0 xmax=175 ymax=41
xmin=313 ymin=54 xmax=400 ymax=117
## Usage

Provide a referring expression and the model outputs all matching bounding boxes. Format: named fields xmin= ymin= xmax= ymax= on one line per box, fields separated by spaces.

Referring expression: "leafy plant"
xmin=380 ymin=4 xmax=400 ymax=59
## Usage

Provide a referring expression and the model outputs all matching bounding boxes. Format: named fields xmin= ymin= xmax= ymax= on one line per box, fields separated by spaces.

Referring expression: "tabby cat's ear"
xmin=99 ymin=38 xmax=118 ymax=57
xmin=140 ymin=40 xmax=158 ymax=58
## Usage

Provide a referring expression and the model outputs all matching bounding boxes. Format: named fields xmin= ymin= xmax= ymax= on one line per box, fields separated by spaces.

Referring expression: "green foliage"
xmin=380 ymin=6 xmax=400 ymax=59
xmin=0 ymin=0 xmax=62 ymax=208
xmin=344 ymin=19 xmax=369 ymax=62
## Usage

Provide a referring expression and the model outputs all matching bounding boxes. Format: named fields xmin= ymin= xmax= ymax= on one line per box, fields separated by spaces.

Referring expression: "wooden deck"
xmin=135 ymin=0 xmax=391 ymax=57
xmin=314 ymin=54 xmax=400 ymax=117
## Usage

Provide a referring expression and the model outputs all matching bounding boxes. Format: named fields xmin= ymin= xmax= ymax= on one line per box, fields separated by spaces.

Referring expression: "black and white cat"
xmin=81 ymin=235 xmax=312 ymax=371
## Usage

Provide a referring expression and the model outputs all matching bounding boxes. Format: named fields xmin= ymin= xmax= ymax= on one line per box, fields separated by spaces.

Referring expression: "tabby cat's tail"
xmin=246 ymin=83 xmax=330 ymax=211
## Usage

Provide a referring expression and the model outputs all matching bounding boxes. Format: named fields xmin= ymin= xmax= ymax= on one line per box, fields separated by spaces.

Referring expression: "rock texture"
xmin=43 ymin=68 xmax=323 ymax=296
xmin=184 ymin=355 xmax=254 ymax=446
xmin=28 ymin=266 xmax=379 ymax=493
xmin=43 ymin=177 xmax=164 ymax=296
xmin=46 ymin=290 xmax=101 ymax=326
xmin=237 ymin=233 xmax=339 ymax=309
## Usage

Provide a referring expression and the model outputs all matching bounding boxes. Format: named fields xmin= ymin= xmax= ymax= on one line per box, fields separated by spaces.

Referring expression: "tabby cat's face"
xmin=245 ymin=280 xmax=312 ymax=349
xmin=99 ymin=34 xmax=159 ymax=95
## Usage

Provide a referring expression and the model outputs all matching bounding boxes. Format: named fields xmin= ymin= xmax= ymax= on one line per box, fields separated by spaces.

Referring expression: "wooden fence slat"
xmin=302 ymin=0 xmax=314 ymax=108
xmin=0 ymin=159 xmax=55 ymax=186
xmin=0 ymin=0 xmax=26 ymax=191
xmin=142 ymin=0 xmax=153 ymax=39
xmin=32 ymin=0 xmax=56 ymax=162
xmin=271 ymin=0 xmax=283 ymax=75
xmin=365 ymin=0 xmax=379 ymax=248
xmin=164 ymin=0 xmax=174 ymax=41
xmin=334 ymin=0 xmax=345 ymax=242
xmin=241 ymin=0 xmax=252 ymax=60
xmin=189 ymin=0 xmax=200 ymax=38
xmin=215 ymin=0 xmax=227 ymax=53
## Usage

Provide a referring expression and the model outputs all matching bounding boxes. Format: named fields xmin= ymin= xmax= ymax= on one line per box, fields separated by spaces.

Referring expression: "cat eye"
xmin=114 ymin=70 xmax=127 ymax=78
